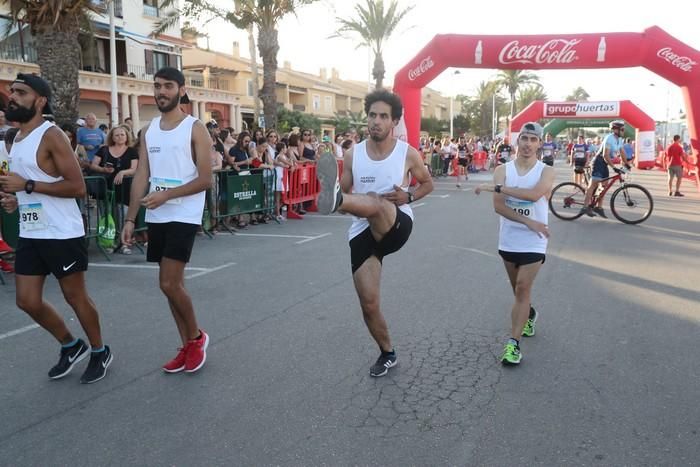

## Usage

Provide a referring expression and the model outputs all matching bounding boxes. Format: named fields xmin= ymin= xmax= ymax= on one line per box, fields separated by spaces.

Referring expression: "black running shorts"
xmin=498 ymin=250 xmax=546 ymax=268
xmin=349 ymin=206 xmax=413 ymax=274
xmin=147 ymin=222 xmax=198 ymax=263
xmin=15 ymin=237 xmax=88 ymax=278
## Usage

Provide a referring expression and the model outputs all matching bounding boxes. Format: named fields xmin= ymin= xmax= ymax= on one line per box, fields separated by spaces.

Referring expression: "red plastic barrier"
xmin=472 ymin=151 xmax=488 ymax=171
xmin=281 ymin=163 xmax=320 ymax=219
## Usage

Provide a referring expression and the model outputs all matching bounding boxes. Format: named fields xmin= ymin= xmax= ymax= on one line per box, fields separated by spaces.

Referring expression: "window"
xmin=247 ymin=80 xmax=254 ymax=97
xmin=312 ymin=94 xmax=320 ymax=111
xmin=324 ymin=96 xmax=332 ymax=112
xmin=153 ymin=51 xmax=168 ymax=71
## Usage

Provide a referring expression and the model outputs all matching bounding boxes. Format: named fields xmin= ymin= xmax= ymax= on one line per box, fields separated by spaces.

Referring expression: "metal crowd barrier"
xmin=212 ymin=168 xmax=276 ymax=233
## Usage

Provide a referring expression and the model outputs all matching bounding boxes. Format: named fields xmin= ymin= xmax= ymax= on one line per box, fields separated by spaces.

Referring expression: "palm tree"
xmin=566 ymin=86 xmax=590 ymax=102
xmin=158 ymin=0 xmax=318 ymax=129
xmin=331 ymin=0 xmax=413 ymax=89
xmin=467 ymin=80 xmax=506 ymax=137
xmin=517 ymin=84 xmax=548 ymax=111
xmin=2 ymin=0 xmax=102 ymax=125
xmin=494 ymin=69 xmax=540 ymax=119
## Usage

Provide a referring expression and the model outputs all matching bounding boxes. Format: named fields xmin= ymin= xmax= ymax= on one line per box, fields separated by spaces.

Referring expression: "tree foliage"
xmin=330 ymin=0 xmax=413 ymax=89
xmin=157 ymin=0 xmax=319 ymax=129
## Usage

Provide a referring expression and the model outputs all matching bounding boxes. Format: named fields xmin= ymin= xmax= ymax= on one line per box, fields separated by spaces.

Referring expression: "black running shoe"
xmin=369 ymin=351 xmax=397 ymax=377
xmin=592 ymin=207 xmax=607 ymax=218
xmin=48 ymin=339 xmax=89 ymax=379
xmin=80 ymin=346 xmax=113 ymax=384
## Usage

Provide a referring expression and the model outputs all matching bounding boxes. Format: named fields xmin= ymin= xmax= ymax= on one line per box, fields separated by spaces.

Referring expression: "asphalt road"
xmin=1 ymin=164 xmax=699 ymax=466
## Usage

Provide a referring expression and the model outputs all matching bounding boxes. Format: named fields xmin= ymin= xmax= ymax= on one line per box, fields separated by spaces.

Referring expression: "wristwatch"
xmin=494 ymin=184 xmax=502 ymax=193
xmin=24 ymin=179 xmax=35 ymax=194
xmin=406 ymin=192 xmax=414 ymax=204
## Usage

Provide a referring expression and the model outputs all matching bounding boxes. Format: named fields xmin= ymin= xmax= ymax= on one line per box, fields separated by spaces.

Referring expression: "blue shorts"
xmin=591 ymin=158 xmax=609 ymax=181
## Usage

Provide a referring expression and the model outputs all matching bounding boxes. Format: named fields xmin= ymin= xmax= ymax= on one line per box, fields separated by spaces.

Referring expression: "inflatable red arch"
xmin=511 ymin=100 xmax=656 ymax=168
xmin=393 ymin=26 xmax=700 ymax=164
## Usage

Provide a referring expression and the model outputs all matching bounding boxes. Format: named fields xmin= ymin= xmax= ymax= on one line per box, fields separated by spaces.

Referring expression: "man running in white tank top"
xmin=120 ymin=67 xmax=212 ymax=374
xmin=0 ymin=74 xmax=112 ymax=384
xmin=316 ymin=89 xmax=434 ymax=377
xmin=475 ymin=122 xmax=554 ymax=365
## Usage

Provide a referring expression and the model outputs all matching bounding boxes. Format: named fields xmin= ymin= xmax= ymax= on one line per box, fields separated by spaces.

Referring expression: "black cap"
xmin=12 ymin=73 xmax=54 ymax=116
xmin=153 ymin=66 xmax=190 ymax=104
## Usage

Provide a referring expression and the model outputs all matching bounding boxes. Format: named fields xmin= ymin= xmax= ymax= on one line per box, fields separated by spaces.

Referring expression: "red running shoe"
xmin=0 ymin=239 xmax=12 ymax=254
xmin=162 ymin=347 xmax=187 ymax=373
xmin=184 ymin=330 xmax=209 ymax=373
xmin=0 ymin=259 xmax=13 ymax=273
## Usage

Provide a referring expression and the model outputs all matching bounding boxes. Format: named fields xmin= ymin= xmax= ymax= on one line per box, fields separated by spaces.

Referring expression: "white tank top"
xmin=10 ymin=121 xmax=84 ymax=239
xmin=348 ymin=139 xmax=413 ymax=240
xmin=144 ymin=115 xmax=205 ymax=225
xmin=498 ymin=160 xmax=548 ymax=254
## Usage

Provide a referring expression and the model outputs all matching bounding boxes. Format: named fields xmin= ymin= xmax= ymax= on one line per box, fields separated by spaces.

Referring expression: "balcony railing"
xmin=126 ymin=64 xmax=154 ymax=81
xmin=143 ymin=4 xmax=160 ymax=17
xmin=0 ymin=42 xmax=37 ymax=63
xmin=292 ymin=104 xmax=306 ymax=112
xmin=185 ymin=76 xmax=230 ymax=91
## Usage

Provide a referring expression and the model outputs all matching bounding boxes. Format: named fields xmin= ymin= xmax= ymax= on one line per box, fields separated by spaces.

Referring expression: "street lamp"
xmin=650 ymin=82 xmax=671 ymax=147
xmin=449 ymin=70 xmax=460 ymax=138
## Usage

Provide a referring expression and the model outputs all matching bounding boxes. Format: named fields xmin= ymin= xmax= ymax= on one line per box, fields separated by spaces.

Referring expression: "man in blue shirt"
xmin=622 ymin=138 xmax=635 ymax=164
xmin=77 ymin=113 xmax=104 ymax=161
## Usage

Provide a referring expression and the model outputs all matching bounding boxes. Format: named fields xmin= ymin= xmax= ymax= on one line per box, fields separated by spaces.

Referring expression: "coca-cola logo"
xmin=408 ymin=56 xmax=434 ymax=81
xmin=657 ymin=47 xmax=697 ymax=72
xmin=499 ymin=39 xmax=581 ymax=65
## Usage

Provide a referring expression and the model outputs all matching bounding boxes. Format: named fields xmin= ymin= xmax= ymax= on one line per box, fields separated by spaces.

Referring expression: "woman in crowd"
xmin=226 ymin=131 xmax=253 ymax=228
xmin=299 ymin=129 xmax=316 ymax=162
xmin=207 ymin=129 xmax=223 ymax=232
xmin=91 ymin=125 xmax=138 ymax=254
xmin=273 ymin=141 xmax=293 ymax=222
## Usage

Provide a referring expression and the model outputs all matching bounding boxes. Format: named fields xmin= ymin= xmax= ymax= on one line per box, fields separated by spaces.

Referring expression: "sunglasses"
xmin=302 ymin=133 xmax=310 ymax=136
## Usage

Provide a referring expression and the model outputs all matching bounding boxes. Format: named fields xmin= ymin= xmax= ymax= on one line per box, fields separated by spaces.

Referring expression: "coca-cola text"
xmin=408 ymin=57 xmax=434 ymax=81
xmin=657 ymin=47 xmax=696 ymax=72
xmin=498 ymin=39 xmax=581 ymax=65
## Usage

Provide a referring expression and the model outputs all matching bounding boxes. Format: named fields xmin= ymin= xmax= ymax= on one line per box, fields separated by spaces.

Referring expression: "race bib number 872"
xmin=150 ymin=177 xmax=183 ymax=204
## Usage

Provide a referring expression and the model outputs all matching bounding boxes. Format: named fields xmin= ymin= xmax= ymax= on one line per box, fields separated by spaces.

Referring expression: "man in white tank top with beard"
xmin=121 ymin=67 xmax=213 ymax=374
xmin=0 ymin=74 xmax=112 ymax=384
xmin=316 ymin=89 xmax=434 ymax=377
xmin=475 ymin=122 xmax=554 ymax=366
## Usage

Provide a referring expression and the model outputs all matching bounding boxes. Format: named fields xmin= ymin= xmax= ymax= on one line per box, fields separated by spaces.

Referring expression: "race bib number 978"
xmin=19 ymin=203 xmax=47 ymax=231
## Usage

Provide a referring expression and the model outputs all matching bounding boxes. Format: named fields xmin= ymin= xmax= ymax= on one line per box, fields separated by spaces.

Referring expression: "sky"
xmin=194 ymin=0 xmax=699 ymax=121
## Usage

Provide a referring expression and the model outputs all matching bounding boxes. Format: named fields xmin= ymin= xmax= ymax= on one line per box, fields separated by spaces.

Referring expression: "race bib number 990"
xmin=19 ymin=203 xmax=47 ymax=231
xmin=506 ymin=198 xmax=535 ymax=219
xmin=150 ymin=177 xmax=182 ymax=204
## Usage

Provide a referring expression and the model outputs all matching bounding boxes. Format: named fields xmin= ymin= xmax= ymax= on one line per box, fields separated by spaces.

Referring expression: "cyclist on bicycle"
xmin=570 ymin=135 xmax=590 ymax=185
xmin=581 ymin=120 xmax=631 ymax=218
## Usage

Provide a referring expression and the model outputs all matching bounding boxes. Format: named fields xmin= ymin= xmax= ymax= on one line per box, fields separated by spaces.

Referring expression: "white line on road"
xmin=234 ymin=233 xmax=314 ymax=239
xmin=185 ymin=262 xmax=236 ymax=279
xmin=0 ymin=324 xmax=40 ymax=341
xmin=411 ymin=202 xmax=426 ymax=208
xmin=295 ymin=232 xmax=332 ymax=244
xmin=426 ymin=194 xmax=450 ymax=198
xmin=89 ymin=263 xmax=208 ymax=272
xmin=447 ymin=245 xmax=498 ymax=258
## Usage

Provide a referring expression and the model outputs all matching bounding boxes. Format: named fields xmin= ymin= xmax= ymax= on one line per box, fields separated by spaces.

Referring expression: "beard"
xmin=369 ymin=127 xmax=390 ymax=142
xmin=155 ymin=95 xmax=179 ymax=113
xmin=6 ymin=101 xmax=37 ymax=123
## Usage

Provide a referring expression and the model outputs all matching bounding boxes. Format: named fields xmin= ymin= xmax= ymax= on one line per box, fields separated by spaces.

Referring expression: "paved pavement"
xmin=1 ymin=163 xmax=699 ymax=466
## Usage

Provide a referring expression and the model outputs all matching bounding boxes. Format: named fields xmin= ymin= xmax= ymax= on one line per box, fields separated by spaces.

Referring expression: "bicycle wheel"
xmin=610 ymin=183 xmax=654 ymax=224
xmin=549 ymin=182 xmax=587 ymax=220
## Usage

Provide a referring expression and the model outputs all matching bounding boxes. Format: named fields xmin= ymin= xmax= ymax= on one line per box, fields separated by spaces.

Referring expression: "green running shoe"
xmin=522 ymin=308 xmax=538 ymax=337
xmin=501 ymin=342 xmax=521 ymax=365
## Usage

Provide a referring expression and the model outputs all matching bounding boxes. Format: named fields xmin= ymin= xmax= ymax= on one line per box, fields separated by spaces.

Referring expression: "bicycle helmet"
xmin=609 ymin=120 xmax=625 ymax=130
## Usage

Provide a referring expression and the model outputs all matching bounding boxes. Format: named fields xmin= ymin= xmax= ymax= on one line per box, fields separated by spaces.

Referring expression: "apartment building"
xmin=0 ymin=1 xmax=455 ymax=136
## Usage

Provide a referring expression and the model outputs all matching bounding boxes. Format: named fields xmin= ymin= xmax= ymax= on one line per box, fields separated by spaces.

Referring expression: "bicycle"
xmin=549 ymin=168 xmax=654 ymax=224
